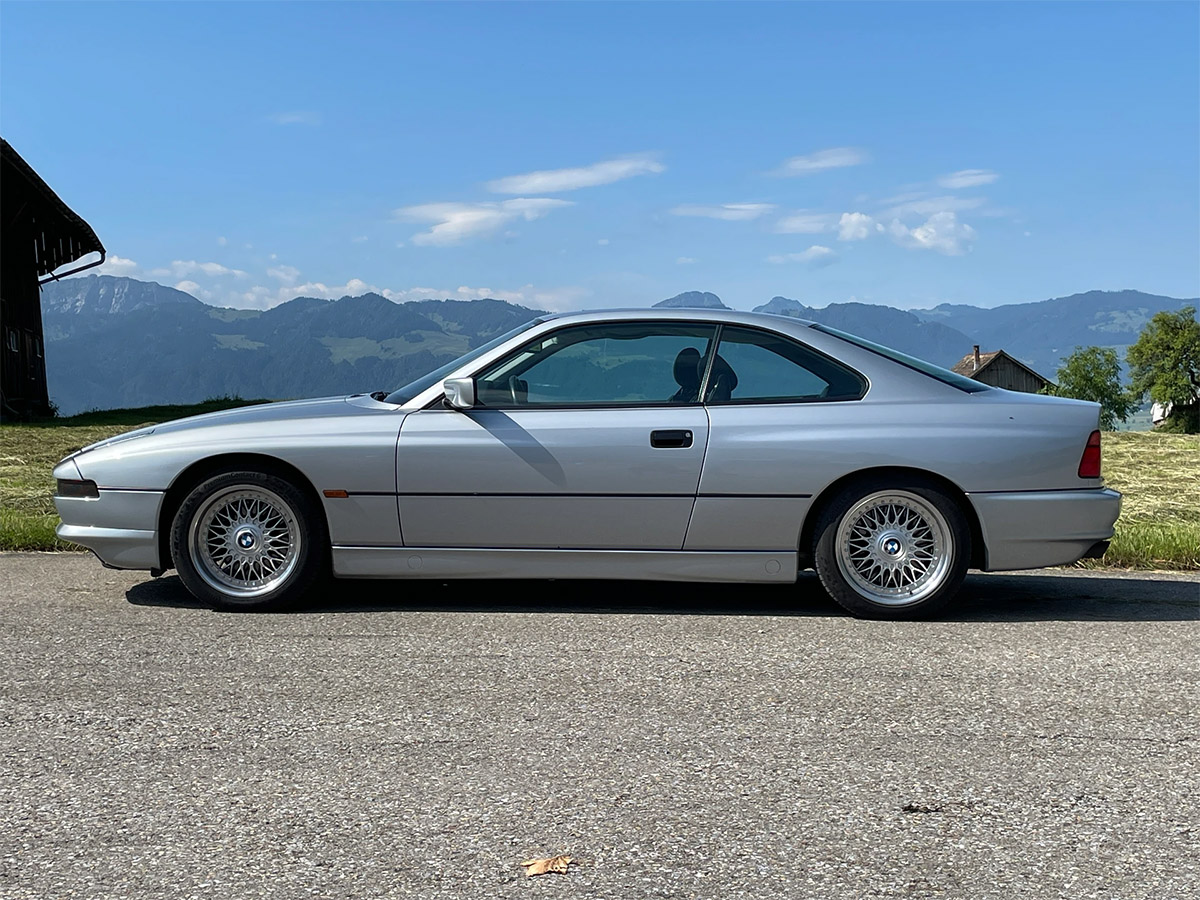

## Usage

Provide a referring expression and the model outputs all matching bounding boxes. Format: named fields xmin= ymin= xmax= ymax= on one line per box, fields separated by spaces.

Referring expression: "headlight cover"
xmin=56 ymin=478 xmax=100 ymax=499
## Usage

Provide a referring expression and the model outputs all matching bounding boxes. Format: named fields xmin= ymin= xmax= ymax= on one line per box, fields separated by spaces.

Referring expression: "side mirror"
xmin=443 ymin=377 xmax=476 ymax=410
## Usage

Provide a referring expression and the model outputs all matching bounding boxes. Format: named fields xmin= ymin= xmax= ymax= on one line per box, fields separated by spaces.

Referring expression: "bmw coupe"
xmin=53 ymin=309 xmax=1121 ymax=618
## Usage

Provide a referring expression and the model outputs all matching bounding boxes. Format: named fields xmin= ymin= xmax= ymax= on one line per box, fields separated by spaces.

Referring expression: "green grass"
xmin=0 ymin=397 xmax=270 ymax=551
xmin=2 ymin=410 xmax=1197 ymax=568
xmin=44 ymin=396 xmax=270 ymax=428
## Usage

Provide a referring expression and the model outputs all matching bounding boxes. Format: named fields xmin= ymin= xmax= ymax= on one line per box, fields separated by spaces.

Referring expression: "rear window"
xmin=812 ymin=323 xmax=992 ymax=393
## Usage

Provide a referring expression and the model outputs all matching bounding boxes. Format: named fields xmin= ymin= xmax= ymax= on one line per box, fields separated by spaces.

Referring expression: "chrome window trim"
xmin=705 ymin=322 xmax=868 ymax=405
xmin=409 ymin=316 xmax=868 ymax=412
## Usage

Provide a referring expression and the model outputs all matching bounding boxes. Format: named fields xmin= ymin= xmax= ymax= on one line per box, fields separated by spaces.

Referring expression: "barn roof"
xmin=1 ymin=138 xmax=105 ymax=280
xmin=951 ymin=348 xmax=1051 ymax=385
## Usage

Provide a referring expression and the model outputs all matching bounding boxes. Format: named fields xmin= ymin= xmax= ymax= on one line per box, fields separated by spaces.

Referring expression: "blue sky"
xmin=3 ymin=1 xmax=1197 ymax=312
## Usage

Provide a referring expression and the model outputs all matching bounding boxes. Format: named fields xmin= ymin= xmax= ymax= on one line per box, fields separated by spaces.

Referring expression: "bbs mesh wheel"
xmin=171 ymin=469 xmax=327 ymax=611
xmin=813 ymin=476 xmax=970 ymax=619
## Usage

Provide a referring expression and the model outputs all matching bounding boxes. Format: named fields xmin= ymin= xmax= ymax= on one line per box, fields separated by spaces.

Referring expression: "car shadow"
xmin=126 ymin=570 xmax=1198 ymax=622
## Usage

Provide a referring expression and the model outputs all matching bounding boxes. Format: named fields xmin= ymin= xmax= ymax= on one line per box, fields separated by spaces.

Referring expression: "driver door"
xmin=396 ymin=322 xmax=716 ymax=550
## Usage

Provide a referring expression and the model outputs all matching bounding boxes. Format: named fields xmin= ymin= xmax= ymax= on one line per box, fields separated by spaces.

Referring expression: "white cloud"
xmin=150 ymin=260 xmax=248 ymax=279
xmin=676 ymin=257 xmax=697 ymax=265
xmin=774 ymin=211 xmax=835 ymax=234
xmin=173 ymin=279 xmax=218 ymax=303
xmin=111 ymin=255 xmax=591 ymax=312
xmin=351 ymin=235 xmax=368 ymax=243
xmin=219 ymin=278 xmax=591 ymax=312
xmin=268 ymin=111 xmax=320 ymax=126
xmin=93 ymin=255 xmax=139 ymax=277
xmin=486 ymin=155 xmax=664 ymax=194
xmin=388 ymin=284 xmax=590 ymax=310
xmin=267 ymin=265 xmax=301 ymax=284
xmin=394 ymin=198 xmax=573 ymax=246
xmin=837 ymin=212 xmax=879 ymax=241
xmin=234 ymin=278 xmax=384 ymax=310
xmin=670 ymin=203 xmax=775 ymax=221
xmin=597 ymin=238 xmax=610 ymax=246
xmin=882 ymin=194 xmax=987 ymax=218
xmin=889 ymin=212 xmax=977 ymax=256
xmin=767 ymin=245 xmax=838 ymax=267
xmin=882 ymin=190 xmax=927 ymax=206
xmin=772 ymin=147 xmax=868 ymax=176
xmin=506 ymin=284 xmax=592 ymax=310
xmin=217 ymin=236 xmax=228 ymax=246
xmin=937 ymin=169 xmax=999 ymax=189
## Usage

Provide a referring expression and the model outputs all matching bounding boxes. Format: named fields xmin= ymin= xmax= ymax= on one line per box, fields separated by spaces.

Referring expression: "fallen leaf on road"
xmin=521 ymin=855 xmax=572 ymax=877
xmin=901 ymin=802 xmax=944 ymax=813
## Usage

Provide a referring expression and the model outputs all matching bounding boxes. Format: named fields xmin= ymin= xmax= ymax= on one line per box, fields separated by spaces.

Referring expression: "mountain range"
xmin=39 ymin=276 xmax=1196 ymax=415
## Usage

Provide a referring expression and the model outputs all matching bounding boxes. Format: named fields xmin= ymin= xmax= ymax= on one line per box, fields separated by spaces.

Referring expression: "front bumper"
xmin=54 ymin=487 xmax=164 ymax=570
xmin=968 ymin=487 xmax=1122 ymax=571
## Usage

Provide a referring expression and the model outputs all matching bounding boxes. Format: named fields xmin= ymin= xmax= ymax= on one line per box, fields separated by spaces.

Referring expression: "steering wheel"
xmin=508 ymin=375 xmax=522 ymax=406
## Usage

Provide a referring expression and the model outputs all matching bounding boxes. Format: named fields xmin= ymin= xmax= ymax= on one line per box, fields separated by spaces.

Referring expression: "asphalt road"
xmin=1 ymin=553 xmax=1197 ymax=900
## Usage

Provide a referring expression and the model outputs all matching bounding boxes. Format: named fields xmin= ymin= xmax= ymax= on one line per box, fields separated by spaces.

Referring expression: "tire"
xmin=170 ymin=469 xmax=327 ymax=612
xmin=812 ymin=476 xmax=970 ymax=619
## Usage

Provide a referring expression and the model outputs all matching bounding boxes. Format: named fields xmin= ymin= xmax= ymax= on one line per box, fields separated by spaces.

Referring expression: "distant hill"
xmin=912 ymin=289 xmax=1197 ymax=376
xmin=41 ymin=275 xmax=200 ymax=317
xmin=38 ymin=276 xmax=1197 ymax=414
xmin=40 ymin=276 xmax=547 ymax=414
xmin=750 ymin=296 xmax=973 ymax=368
xmin=654 ymin=291 xmax=729 ymax=309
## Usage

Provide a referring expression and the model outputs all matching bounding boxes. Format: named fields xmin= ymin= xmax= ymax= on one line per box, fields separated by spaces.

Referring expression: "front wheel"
xmin=812 ymin=478 xmax=970 ymax=619
xmin=171 ymin=470 xmax=327 ymax=611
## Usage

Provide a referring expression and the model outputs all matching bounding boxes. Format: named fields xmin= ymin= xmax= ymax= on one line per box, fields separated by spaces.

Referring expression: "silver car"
xmin=53 ymin=309 xmax=1121 ymax=618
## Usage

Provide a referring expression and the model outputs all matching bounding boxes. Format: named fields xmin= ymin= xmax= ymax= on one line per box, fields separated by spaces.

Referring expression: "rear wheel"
xmin=813 ymin=477 xmax=970 ymax=619
xmin=171 ymin=470 xmax=326 ymax=611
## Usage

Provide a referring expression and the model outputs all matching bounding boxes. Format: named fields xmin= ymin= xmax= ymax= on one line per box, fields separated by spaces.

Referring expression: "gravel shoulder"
xmin=1 ymin=554 xmax=1197 ymax=899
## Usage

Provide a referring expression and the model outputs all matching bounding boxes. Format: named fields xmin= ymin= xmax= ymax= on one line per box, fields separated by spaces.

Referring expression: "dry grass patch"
xmin=1082 ymin=431 xmax=1200 ymax=570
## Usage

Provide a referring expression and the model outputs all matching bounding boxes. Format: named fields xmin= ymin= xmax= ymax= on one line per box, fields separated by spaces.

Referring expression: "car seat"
xmin=669 ymin=347 xmax=702 ymax=402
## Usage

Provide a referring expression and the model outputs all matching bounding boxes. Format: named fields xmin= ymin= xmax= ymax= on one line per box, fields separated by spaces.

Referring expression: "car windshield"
xmin=383 ymin=319 xmax=545 ymax=405
xmin=812 ymin=323 xmax=992 ymax=393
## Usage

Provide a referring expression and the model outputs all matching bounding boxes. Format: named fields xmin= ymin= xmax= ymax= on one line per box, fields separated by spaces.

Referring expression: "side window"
xmin=475 ymin=323 xmax=717 ymax=408
xmin=706 ymin=326 xmax=866 ymax=404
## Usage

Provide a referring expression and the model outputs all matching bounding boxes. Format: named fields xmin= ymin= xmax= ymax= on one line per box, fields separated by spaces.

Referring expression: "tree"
xmin=1127 ymin=306 xmax=1200 ymax=433
xmin=1051 ymin=346 xmax=1136 ymax=430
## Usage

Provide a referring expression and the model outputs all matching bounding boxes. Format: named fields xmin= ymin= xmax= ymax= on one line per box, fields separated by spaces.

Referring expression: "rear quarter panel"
xmin=700 ymin=390 xmax=1102 ymax=498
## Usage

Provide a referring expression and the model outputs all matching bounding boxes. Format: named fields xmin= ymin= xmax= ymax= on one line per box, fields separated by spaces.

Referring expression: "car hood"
xmin=77 ymin=396 xmax=388 ymax=455
xmin=152 ymin=396 xmax=364 ymax=433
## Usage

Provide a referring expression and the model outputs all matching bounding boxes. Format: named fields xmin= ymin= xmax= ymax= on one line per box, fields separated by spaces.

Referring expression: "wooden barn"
xmin=951 ymin=345 xmax=1052 ymax=394
xmin=1 ymin=138 xmax=105 ymax=419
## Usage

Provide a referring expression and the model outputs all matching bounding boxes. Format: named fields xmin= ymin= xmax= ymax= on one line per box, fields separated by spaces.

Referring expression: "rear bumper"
xmin=54 ymin=489 xmax=163 ymax=570
xmin=968 ymin=487 xmax=1121 ymax=571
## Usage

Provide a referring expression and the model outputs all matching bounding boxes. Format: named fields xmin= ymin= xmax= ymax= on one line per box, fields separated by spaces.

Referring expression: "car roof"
xmin=539 ymin=307 xmax=818 ymax=328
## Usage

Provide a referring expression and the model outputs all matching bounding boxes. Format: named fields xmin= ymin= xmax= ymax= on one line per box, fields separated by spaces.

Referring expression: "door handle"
xmin=650 ymin=429 xmax=693 ymax=449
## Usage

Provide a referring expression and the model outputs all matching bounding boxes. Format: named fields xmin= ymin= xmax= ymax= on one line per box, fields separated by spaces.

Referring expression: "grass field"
xmin=1081 ymin=430 xmax=1200 ymax=570
xmin=0 ymin=398 xmax=269 ymax=551
xmin=2 ymin=405 xmax=1197 ymax=569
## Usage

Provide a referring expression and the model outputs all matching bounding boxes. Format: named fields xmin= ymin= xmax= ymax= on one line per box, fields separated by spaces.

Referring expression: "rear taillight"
xmin=1078 ymin=430 xmax=1102 ymax=478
